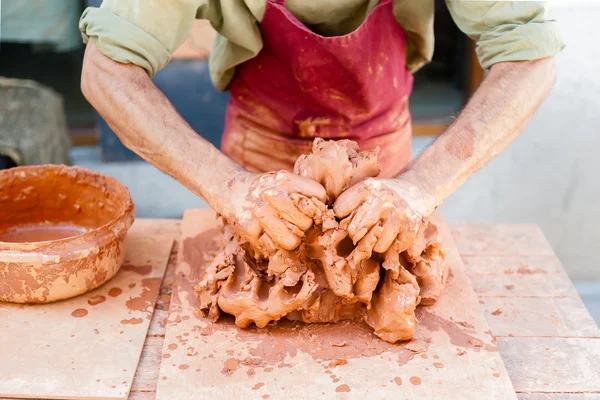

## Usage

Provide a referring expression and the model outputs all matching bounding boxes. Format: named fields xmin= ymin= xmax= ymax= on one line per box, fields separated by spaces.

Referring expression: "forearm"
xmin=401 ymin=57 xmax=556 ymax=215
xmin=81 ymin=41 xmax=243 ymax=216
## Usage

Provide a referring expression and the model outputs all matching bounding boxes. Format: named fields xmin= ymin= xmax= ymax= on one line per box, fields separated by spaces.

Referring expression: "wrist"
xmin=217 ymin=169 xmax=255 ymax=221
xmin=387 ymin=172 xmax=438 ymax=216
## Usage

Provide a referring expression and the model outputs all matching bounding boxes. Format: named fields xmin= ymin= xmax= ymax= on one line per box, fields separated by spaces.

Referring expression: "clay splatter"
xmin=517 ymin=266 xmax=546 ymax=275
xmin=168 ymin=343 xmax=178 ymax=350
xmin=445 ymin=131 xmax=474 ymax=160
xmin=122 ymin=264 xmax=153 ymax=276
xmin=163 ymin=354 xmax=171 ymax=359
xmin=179 ymin=364 xmax=189 ymax=370
xmin=125 ymin=278 xmax=161 ymax=313
xmin=200 ymin=318 xmax=431 ymax=370
xmin=327 ymin=359 xmax=347 ymax=368
xmin=71 ymin=309 xmax=88 ymax=318
xmin=88 ymin=295 xmax=106 ymax=306
xmin=120 ymin=317 xmax=143 ymax=325
xmin=417 ymin=309 xmax=486 ymax=350
xmin=222 ymin=358 xmax=240 ymax=376
xmin=433 ymin=362 xmax=444 ymax=369
xmin=410 ymin=376 xmax=422 ymax=385
xmin=492 ymin=309 xmax=502 ymax=316
xmin=394 ymin=377 xmax=402 ymax=386
xmin=108 ymin=287 xmax=122 ymax=297
xmin=252 ymin=383 xmax=265 ymax=390
xmin=335 ymin=384 xmax=351 ymax=393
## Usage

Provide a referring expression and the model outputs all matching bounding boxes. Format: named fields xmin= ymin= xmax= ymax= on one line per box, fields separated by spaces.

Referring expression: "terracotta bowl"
xmin=0 ymin=165 xmax=135 ymax=303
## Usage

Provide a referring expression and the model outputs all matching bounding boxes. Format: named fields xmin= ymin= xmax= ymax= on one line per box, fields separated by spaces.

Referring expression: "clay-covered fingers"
xmin=265 ymin=194 xmax=313 ymax=231
xmin=348 ymin=223 xmax=384 ymax=268
xmin=346 ymin=201 xmax=384 ymax=244
xmin=332 ymin=181 xmax=370 ymax=219
xmin=373 ymin=216 xmax=401 ymax=253
xmin=253 ymin=205 xmax=301 ymax=250
xmin=290 ymin=193 xmax=325 ymax=222
xmin=282 ymin=172 xmax=328 ymax=204
xmin=236 ymin=210 xmax=262 ymax=248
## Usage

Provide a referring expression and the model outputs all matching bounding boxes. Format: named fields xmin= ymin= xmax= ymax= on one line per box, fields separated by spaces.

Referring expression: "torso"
xmin=222 ymin=0 xmax=414 ymax=177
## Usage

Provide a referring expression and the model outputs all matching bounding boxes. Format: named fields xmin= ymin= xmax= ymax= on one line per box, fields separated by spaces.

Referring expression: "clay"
xmin=0 ymin=165 xmax=135 ymax=303
xmin=0 ymin=224 xmax=89 ymax=243
xmin=87 ymin=295 xmax=106 ymax=306
xmin=196 ymin=139 xmax=449 ymax=343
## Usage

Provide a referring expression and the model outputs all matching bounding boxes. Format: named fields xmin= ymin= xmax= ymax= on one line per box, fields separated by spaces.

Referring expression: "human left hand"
xmin=332 ymin=177 xmax=430 ymax=256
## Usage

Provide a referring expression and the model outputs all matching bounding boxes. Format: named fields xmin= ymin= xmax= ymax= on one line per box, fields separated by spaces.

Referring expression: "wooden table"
xmin=13 ymin=219 xmax=598 ymax=400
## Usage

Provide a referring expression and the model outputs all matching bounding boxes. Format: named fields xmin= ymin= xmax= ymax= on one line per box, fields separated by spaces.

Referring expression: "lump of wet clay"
xmin=196 ymin=138 xmax=449 ymax=343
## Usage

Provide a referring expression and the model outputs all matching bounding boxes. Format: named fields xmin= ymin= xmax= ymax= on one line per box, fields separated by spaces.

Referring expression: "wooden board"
xmin=498 ymin=337 xmax=600 ymax=393
xmin=0 ymin=219 xmax=173 ymax=400
xmin=156 ymin=209 xmax=517 ymax=400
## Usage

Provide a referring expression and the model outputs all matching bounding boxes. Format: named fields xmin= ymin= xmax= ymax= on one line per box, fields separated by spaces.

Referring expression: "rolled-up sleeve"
xmin=446 ymin=1 xmax=565 ymax=69
xmin=79 ymin=0 xmax=203 ymax=77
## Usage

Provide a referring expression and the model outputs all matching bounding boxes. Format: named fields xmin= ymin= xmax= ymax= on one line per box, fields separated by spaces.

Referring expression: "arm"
xmin=401 ymin=57 xmax=557 ymax=215
xmin=81 ymin=41 xmax=243 ymax=218
xmin=334 ymin=57 xmax=556 ymax=252
xmin=335 ymin=0 xmax=564 ymax=253
xmin=81 ymin=42 xmax=326 ymax=250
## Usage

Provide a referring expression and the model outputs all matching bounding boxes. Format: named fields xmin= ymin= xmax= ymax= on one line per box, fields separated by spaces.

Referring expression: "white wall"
xmin=415 ymin=6 xmax=600 ymax=280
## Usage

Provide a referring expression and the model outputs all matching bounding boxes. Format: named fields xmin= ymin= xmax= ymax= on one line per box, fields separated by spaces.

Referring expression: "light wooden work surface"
xmin=4 ymin=219 xmax=598 ymax=400
xmin=156 ymin=210 xmax=516 ymax=399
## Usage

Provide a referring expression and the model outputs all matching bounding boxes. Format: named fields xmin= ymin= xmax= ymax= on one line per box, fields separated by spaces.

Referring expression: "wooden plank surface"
xmin=4 ymin=219 xmax=595 ymax=399
xmin=451 ymin=226 xmax=600 ymax=396
xmin=498 ymin=337 xmax=600 ymax=393
xmin=0 ymin=219 xmax=173 ymax=400
xmin=518 ymin=394 xmax=600 ymax=400
xmin=450 ymin=224 xmax=554 ymax=256
xmin=155 ymin=209 xmax=516 ymax=400
xmin=479 ymin=296 xmax=600 ymax=338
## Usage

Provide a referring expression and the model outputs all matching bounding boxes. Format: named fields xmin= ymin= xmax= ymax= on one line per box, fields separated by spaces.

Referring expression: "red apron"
xmin=222 ymin=0 xmax=413 ymax=178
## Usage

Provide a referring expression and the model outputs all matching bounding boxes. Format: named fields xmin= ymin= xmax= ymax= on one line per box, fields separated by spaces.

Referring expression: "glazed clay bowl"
xmin=0 ymin=165 xmax=135 ymax=303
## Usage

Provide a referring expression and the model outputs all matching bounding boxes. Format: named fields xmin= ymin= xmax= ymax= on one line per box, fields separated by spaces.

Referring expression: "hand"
xmin=225 ymin=170 xmax=328 ymax=252
xmin=333 ymin=177 xmax=429 ymax=256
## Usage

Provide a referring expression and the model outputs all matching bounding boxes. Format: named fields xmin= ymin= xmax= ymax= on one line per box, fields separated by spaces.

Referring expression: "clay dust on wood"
xmin=122 ymin=264 xmax=153 ymax=275
xmin=71 ymin=308 xmax=88 ymax=318
xmin=120 ymin=317 xmax=143 ymax=325
xmin=88 ymin=295 xmax=106 ymax=306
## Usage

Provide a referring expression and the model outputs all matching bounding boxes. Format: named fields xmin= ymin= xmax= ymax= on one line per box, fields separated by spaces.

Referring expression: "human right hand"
xmin=223 ymin=170 xmax=328 ymax=253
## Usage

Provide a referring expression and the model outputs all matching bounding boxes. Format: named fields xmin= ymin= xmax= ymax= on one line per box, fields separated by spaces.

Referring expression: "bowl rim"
xmin=0 ymin=164 xmax=135 ymax=253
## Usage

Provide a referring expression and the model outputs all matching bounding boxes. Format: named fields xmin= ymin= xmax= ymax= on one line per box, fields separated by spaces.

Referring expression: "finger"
xmin=254 ymin=205 xmax=301 ymax=250
xmin=333 ymin=182 xmax=370 ymax=218
xmin=397 ymin=219 xmax=420 ymax=255
xmin=373 ymin=216 xmax=401 ymax=254
xmin=293 ymin=195 xmax=323 ymax=224
xmin=348 ymin=223 xmax=383 ymax=269
xmin=347 ymin=201 xmax=382 ymax=244
xmin=293 ymin=154 xmax=320 ymax=182
xmin=286 ymin=173 xmax=327 ymax=203
xmin=235 ymin=210 xmax=262 ymax=247
xmin=339 ymin=207 xmax=357 ymax=231
xmin=265 ymin=194 xmax=313 ymax=231
xmin=283 ymin=220 xmax=305 ymax=238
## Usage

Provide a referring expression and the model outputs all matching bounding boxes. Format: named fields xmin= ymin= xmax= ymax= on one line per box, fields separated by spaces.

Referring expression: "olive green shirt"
xmin=79 ymin=0 xmax=564 ymax=91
